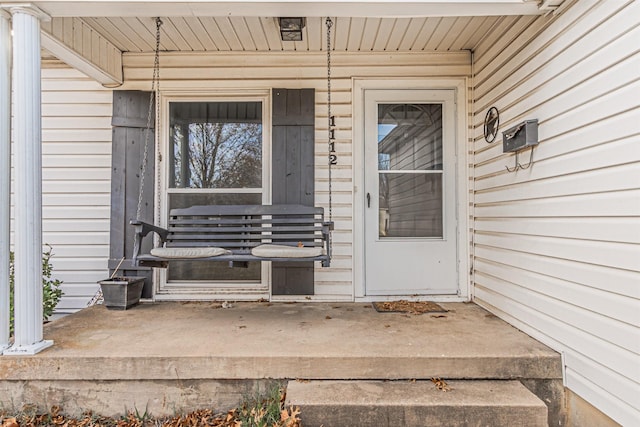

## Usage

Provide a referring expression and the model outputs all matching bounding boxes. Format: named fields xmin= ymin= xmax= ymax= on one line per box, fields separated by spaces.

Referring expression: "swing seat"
xmin=251 ymin=244 xmax=325 ymax=258
xmin=132 ymin=204 xmax=333 ymax=268
xmin=150 ymin=247 xmax=231 ymax=258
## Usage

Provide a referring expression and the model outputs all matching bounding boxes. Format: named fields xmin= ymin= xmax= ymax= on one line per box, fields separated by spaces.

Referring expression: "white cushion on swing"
xmin=251 ymin=244 xmax=325 ymax=258
xmin=150 ymin=247 xmax=231 ymax=259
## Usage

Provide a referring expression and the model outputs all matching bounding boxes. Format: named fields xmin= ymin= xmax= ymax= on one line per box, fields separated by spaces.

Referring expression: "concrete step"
xmin=286 ymin=380 xmax=548 ymax=427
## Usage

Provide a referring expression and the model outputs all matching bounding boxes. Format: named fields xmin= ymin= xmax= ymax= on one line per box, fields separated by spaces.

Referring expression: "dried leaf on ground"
xmin=2 ymin=407 xmax=253 ymax=427
xmin=373 ymin=300 xmax=446 ymax=315
xmin=431 ymin=377 xmax=452 ymax=392
xmin=1 ymin=418 xmax=19 ymax=427
xmin=280 ymin=406 xmax=301 ymax=427
xmin=3 ymin=385 xmax=298 ymax=427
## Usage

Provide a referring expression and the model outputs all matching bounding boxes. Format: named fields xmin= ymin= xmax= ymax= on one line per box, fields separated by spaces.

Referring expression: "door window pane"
xmin=379 ymin=174 xmax=443 ymax=238
xmin=378 ymin=104 xmax=442 ymax=171
xmin=377 ymin=103 xmax=444 ymax=239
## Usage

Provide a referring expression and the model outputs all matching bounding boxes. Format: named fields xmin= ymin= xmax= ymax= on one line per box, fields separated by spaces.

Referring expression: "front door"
xmin=364 ymin=89 xmax=458 ymax=295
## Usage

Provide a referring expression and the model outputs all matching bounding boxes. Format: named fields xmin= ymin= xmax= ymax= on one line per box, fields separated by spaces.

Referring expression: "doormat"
xmin=373 ymin=300 xmax=447 ymax=315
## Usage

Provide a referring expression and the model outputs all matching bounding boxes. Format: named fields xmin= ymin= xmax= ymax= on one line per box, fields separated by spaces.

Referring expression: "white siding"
xmin=20 ymin=2 xmax=639 ymax=422
xmin=471 ymin=0 xmax=640 ymax=425
xmin=120 ymin=51 xmax=471 ymax=299
xmin=25 ymin=67 xmax=112 ymax=313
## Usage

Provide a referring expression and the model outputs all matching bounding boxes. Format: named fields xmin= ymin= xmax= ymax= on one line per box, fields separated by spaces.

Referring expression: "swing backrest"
xmin=164 ymin=204 xmax=329 ymax=253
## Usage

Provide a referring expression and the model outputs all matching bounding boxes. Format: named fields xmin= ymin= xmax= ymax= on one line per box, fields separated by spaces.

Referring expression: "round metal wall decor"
xmin=484 ymin=107 xmax=500 ymax=143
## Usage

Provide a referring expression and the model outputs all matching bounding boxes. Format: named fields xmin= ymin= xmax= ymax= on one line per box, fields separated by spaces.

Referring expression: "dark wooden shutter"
xmin=271 ymin=88 xmax=315 ymax=295
xmin=109 ymin=91 xmax=155 ymax=298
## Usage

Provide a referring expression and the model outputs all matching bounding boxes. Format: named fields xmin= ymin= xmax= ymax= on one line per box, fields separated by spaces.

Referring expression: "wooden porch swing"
xmin=131 ymin=18 xmax=336 ymax=269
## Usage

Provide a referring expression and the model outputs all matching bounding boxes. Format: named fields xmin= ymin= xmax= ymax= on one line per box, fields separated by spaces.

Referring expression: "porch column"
xmin=4 ymin=4 xmax=51 ymax=355
xmin=0 ymin=9 xmax=11 ymax=353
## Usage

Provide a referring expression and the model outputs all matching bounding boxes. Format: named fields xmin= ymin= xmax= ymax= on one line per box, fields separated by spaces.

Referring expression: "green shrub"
xmin=8 ymin=244 xmax=64 ymax=335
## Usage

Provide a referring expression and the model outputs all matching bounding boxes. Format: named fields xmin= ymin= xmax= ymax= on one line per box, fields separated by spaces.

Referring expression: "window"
xmin=165 ymin=100 xmax=266 ymax=283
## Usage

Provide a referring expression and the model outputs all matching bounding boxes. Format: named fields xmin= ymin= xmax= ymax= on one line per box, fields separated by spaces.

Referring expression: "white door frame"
xmin=353 ymin=78 xmax=470 ymax=301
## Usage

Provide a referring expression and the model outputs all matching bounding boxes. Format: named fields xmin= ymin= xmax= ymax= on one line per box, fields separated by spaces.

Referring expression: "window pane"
xmin=169 ymin=102 xmax=262 ymax=189
xmin=378 ymin=103 xmax=442 ymax=171
xmin=167 ymin=260 xmax=261 ymax=283
xmin=379 ymin=173 xmax=443 ymax=238
xmin=168 ymin=193 xmax=262 ymax=210
xmin=167 ymin=193 xmax=262 ymax=282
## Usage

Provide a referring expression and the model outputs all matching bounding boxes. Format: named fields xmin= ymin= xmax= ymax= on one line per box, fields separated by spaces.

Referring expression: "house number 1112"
xmin=329 ymin=116 xmax=337 ymax=165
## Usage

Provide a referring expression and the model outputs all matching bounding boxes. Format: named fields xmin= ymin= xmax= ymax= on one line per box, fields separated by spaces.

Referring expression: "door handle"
xmin=367 ymin=193 xmax=371 ymax=208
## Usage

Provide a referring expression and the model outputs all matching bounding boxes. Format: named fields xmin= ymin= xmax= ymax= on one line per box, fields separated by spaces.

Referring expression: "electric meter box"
xmin=502 ymin=119 xmax=538 ymax=153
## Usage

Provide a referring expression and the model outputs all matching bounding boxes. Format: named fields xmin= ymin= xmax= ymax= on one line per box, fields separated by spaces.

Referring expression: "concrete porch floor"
xmin=0 ymin=301 xmax=563 ymax=419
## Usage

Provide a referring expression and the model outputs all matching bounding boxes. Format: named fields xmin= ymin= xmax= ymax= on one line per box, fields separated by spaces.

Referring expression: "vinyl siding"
xmin=36 ymin=67 xmax=112 ymax=313
xmin=119 ymin=50 xmax=471 ymax=299
xmin=471 ymin=0 xmax=640 ymax=425
xmin=19 ymin=2 xmax=637 ymax=422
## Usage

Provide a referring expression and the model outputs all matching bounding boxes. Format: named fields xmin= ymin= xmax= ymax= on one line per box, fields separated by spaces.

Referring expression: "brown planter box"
xmin=98 ymin=276 xmax=145 ymax=310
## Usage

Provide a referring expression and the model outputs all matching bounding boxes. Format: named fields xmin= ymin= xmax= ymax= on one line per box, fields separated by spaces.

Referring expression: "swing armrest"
xmin=130 ymin=220 xmax=169 ymax=266
xmin=131 ymin=220 xmax=169 ymax=241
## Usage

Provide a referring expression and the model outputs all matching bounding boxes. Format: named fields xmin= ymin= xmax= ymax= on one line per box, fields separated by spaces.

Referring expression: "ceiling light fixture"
xmin=278 ymin=17 xmax=306 ymax=42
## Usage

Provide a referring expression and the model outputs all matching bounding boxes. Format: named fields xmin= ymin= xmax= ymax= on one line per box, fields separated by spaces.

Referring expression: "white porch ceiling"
xmin=72 ymin=15 xmax=525 ymax=53
xmin=1 ymin=0 xmax=564 ymax=83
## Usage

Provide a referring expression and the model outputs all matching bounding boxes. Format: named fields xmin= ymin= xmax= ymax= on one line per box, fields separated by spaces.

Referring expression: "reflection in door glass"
xmin=378 ymin=174 xmax=443 ymax=238
xmin=378 ymin=103 xmax=444 ymax=238
xmin=377 ymin=104 xmax=442 ymax=171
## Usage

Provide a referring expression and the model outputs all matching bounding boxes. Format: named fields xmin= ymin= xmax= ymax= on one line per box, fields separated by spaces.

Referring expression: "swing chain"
xmin=136 ymin=17 xmax=162 ymax=222
xmin=326 ymin=17 xmax=335 ymax=223
xmin=94 ymin=20 xmax=161 ymax=305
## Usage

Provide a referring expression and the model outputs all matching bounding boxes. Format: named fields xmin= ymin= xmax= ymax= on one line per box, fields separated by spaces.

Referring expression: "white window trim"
xmin=153 ymin=90 xmax=272 ymax=300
